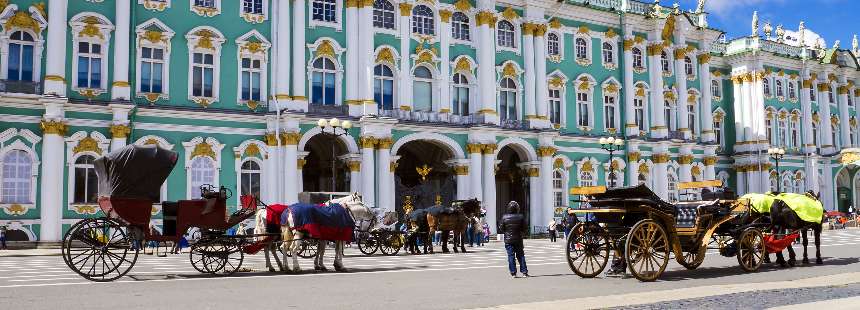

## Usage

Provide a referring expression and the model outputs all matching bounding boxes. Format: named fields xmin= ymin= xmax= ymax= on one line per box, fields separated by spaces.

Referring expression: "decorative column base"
xmin=527 ymin=117 xmax=551 ymax=129
xmin=289 ymin=96 xmax=308 ymax=112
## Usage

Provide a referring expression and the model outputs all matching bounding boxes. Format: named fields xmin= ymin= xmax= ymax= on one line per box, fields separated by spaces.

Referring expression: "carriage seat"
xmin=673 ymin=202 xmax=701 ymax=228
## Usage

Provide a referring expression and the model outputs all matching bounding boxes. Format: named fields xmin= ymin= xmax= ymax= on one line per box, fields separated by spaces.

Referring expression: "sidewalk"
xmin=0 ymin=248 xmax=61 ymax=257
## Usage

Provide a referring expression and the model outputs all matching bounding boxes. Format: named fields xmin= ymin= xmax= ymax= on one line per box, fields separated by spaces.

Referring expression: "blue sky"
xmin=676 ymin=0 xmax=858 ymax=48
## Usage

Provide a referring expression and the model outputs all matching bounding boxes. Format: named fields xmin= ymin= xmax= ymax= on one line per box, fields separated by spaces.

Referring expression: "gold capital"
xmin=359 ymin=136 xmax=378 ymax=148
xmin=481 ymin=143 xmax=497 ymax=155
xmin=280 ymin=132 xmax=301 ymax=145
xmin=652 ymin=153 xmax=670 ymax=164
xmin=703 ymin=156 xmax=717 ymax=166
xmin=375 ymin=137 xmax=393 ymax=149
xmin=678 ymin=154 xmax=694 ymax=165
xmin=537 ymin=146 xmax=556 ymax=157
xmin=399 ymin=3 xmax=412 ymax=16
xmin=466 ymin=143 xmax=483 ymax=154
xmin=109 ymin=124 xmax=130 ymax=139
xmin=39 ymin=120 xmax=67 ymax=136
xmin=453 ymin=165 xmax=469 ymax=175
xmin=627 ymin=152 xmax=641 ymax=162
xmin=348 ymin=161 xmax=361 ymax=172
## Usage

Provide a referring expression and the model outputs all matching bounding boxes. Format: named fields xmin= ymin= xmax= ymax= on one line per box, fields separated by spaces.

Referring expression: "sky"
xmin=676 ymin=0 xmax=859 ymax=48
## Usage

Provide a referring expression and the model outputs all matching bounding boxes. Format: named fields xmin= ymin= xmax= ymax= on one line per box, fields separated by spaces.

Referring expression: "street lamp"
xmin=599 ymin=136 xmax=625 ymax=188
xmin=318 ymin=118 xmax=353 ymax=192
xmin=767 ymin=147 xmax=786 ymax=192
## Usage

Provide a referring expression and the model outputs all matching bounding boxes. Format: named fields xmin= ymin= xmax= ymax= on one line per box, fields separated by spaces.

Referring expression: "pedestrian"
xmin=466 ymin=218 xmax=474 ymax=247
xmin=499 ymin=201 xmax=528 ymax=278
xmin=473 ymin=216 xmax=484 ymax=246
xmin=547 ymin=218 xmax=557 ymax=242
xmin=237 ymin=222 xmax=247 ymax=235
xmin=482 ymin=222 xmax=490 ymax=243
xmin=565 ymin=208 xmax=579 ymax=239
xmin=0 ymin=225 xmax=7 ymax=250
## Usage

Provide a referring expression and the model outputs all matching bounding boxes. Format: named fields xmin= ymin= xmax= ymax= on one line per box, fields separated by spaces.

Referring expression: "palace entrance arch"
xmin=495 ymin=145 xmax=529 ymax=230
xmin=394 ymin=140 xmax=456 ymax=216
xmin=302 ymin=134 xmax=350 ymax=193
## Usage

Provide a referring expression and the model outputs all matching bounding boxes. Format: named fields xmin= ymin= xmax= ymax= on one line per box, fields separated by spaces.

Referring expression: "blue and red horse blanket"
xmin=281 ymin=203 xmax=355 ymax=241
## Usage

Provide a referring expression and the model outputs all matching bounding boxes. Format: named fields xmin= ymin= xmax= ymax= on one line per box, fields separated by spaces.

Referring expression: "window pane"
xmin=324 ymin=72 xmax=336 ymax=105
xmin=413 ymin=81 xmax=432 ymax=111
xmin=77 ymin=57 xmax=89 ymax=88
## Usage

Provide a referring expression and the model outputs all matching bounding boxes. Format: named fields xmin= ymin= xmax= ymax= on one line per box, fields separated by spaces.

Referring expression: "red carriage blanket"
xmin=765 ymin=233 xmax=799 ymax=254
xmin=280 ymin=203 xmax=355 ymax=242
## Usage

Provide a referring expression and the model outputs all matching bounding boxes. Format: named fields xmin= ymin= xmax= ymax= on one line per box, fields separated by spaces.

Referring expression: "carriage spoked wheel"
xmin=677 ymin=246 xmax=706 ymax=270
xmin=357 ymin=232 xmax=380 ymax=255
xmin=189 ymin=239 xmax=244 ymax=276
xmin=625 ymin=219 xmax=670 ymax=282
xmin=297 ymin=238 xmax=320 ymax=259
xmin=190 ymin=239 xmax=224 ymax=274
xmin=737 ymin=228 xmax=765 ymax=272
xmin=566 ymin=222 xmax=611 ymax=278
xmin=62 ymin=217 xmax=139 ymax=282
xmin=379 ymin=232 xmax=403 ymax=256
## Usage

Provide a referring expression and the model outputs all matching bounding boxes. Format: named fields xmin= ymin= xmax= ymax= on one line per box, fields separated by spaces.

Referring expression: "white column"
xmin=648 ymin=41 xmax=666 ymax=139
xmin=538 ymin=148 xmax=553 ymax=229
xmin=284 ymin=133 xmax=299 ymax=204
xmin=627 ymin=142 xmax=640 ymax=186
xmin=44 ymin=0 xmax=69 ymax=96
xmin=111 ymin=0 xmax=131 ymax=100
xmin=297 ymin=152 xmax=307 ymax=195
xmin=292 ymin=0 xmax=308 ymax=111
xmin=699 ymin=52 xmax=714 ymax=142
xmin=534 ymin=26 xmax=549 ymax=127
xmin=388 ymin=156 xmax=399 ymax=208
xmin=822 ymin=161 xmax=834 ymax=210
xmin=349 ymin=164 xmax=361 ymax=193
xmin=468 ymin=144 xmax=483 ymax=201
xmin=740 ymin=75 xmax=753 ymax=143
xmin=838 ymin=83 xmax=851 ymax=148
xmin=522 ymin=24 xmax=536 ymax=120
xmin=679 ymin=146 xmax=693 ymax=183
xmin=397 ymin=3 xmax=412 ymax=113
xmin=359 ymin=136 xmax=376 ymax=207
xmin=38 ymin=99 xmax=66 ymax=241
xmin=674 ymin=49 xmax=690 ymax=138
xmin=345 ymin=3 xmax=358 ymax=105
xmin=263 ymin=135 xmax=279 ymax=204
xmin=274 ymin=0 xmax=292 ymax=101
xmin=818 ymin=81 xmax=834 ymax=153
xmin=805 ymin=156 xmax=820 ymax=193
xmin=652 ymin=144 xmax=669 ymax=200
xmin=358 ymin=0 xmax=376 ymax=114
xmin=476 ymin=9 xmax=498 ymax=124
xmin=456 ymin=167 xmax=470 ymax=200
xmin=439 ymin=10 xmax=452 ymax=115
xmin=736 ymin=167 xmax=747 ymax=195
xmin=704 ymin=147 xmax=717 ymax=181
xmin=482 ymin=145 xmax=497 ymax=233
xmin=800 ymin=74 xmax=814 ymax=153
xmin=623 ymin=36 xmax=637 ymax=137
xmin=108 ymin=104 xmax=133 ymax=152
xmin=527 ymin=165 xmax=540 ymax=235
xmin=376 ymin=139 xmax=392 ymax=211
xmin=732 ymin=75 xmax=745 ymax=146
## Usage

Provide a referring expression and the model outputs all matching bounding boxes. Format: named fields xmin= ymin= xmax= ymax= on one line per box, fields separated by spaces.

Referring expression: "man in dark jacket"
xmin=499 ymin=201 xmax=528 ymax=277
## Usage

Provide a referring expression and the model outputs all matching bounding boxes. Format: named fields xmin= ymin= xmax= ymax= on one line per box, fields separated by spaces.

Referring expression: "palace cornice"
xmin=137 ymin=107 xmax=266 ymax=124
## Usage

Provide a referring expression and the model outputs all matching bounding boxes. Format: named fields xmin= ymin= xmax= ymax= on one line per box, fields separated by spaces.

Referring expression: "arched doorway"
xmin=395 ymin=140 xmax=456 ymax=216
xmin=6 ymin=229 xmax=30 ymax=241
xmin=496 ymin=145 xmax=529 ymax=229
xmin=836 ymin=168 xmax=853 ymax=213
xmin=303 ymin=134 xmax=350 ymax=193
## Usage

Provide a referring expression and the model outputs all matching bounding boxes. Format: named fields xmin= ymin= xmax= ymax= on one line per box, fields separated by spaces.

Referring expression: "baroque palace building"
xmin=0 ymin=0 xmax=857 ymax=242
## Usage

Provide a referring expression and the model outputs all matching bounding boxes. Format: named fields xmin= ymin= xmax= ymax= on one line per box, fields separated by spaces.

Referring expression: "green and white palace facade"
xmin=0 ymin=0 xmax=858 ymax=242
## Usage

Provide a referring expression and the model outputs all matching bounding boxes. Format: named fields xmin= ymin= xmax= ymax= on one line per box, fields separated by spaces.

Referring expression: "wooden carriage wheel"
xmin=566 ymin=223 xmax=610 ymax=278
xmin=677 ymin=246 xmax=706 ymax=270
xmin=62 ymin=218 xmax=139 ymax=282
xmin=625 ymin=219 xmax=670 ymax=282
xmin=189 ymin=239 xmax=224 ymax=274
xmin=737 ymin=228 xmax=765 ymax=272
xmin=379 ymin=232 xmax=403 ymax=256
xmin=357 ymin=232 xmax=379 ymax=255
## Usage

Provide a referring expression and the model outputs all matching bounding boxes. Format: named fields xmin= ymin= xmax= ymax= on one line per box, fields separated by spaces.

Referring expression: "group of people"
xmin=545 ymin=208 xmax=582 ymax=243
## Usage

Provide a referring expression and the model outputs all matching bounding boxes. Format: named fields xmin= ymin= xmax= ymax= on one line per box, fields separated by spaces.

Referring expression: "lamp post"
xmin=599 ymin=136 xmax=625 ymax=188
xmin=317 ymin=118 xmax=353 ymax=192
xmin=768 ymin=147 xmax=786 ymax=192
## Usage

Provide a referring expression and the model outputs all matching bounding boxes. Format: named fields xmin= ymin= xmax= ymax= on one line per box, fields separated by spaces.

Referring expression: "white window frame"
xmin=548 ymin=82 xmax=565 ymax=127
xmin=183 ymin=137 xmax=224 ymax=200
xmin=239 ymin=0 xmax=268 ymax=23
xmin=667 ymin=169 xmax=679 ymax=202
xmin=64 ymin=132 xmax=110 ymax=210
xmin=495 ymin=20 xmax=519 ymax=53
xmin=632 ymin=47 xmax=645 ymax=72
xmin=238 ymin=158 xmax=263 ymax=198
xmin=372 ymin=0 xmax=397 ymax=33
xmin=190 ymin=0 xmax=222 ymax=17
xmin=790 ymin=115 xmax=800 ymax=148
xmin=309 ymin=0 xmax=343 ymax=30
xmin=0 ymin=148 xmax=37 ymax=205
xmin=684 ymin=56 xmax=696 ymax=79
xmin=185 ymin=27 xmax=226 ymax=106
xmin=375 ymin=63 xmax=397 ymax=111
xmin=665 ymin=98 xmax=677 ymax=131
xmin=0 ymin=26 xmax=44 ymax=83
xmin=139 ymin=0 xmax=171 ymax=12
xmin=574 ymin=35 xmax=592 ymax=66
xmin=711 ymin=79 xmax=721 ymax=99
xmin=547 ymin=31 xmax=563 ymax=62
xmin=634 ymin=96 xmax=647 ymax=133
xmin=788 ymin=80 xmax=797 ymax=101
xmin=574 ymin=77 xmax=594 ymax=129
xmin=601 ymin=40 xmax=616 ymax=69
xmin=603 ymin=93 xmax=618 ymax=131
xmin=450 ymin=11 xmax=471 ymax=44
xmin=69 ymin=13 xmax=114 ymax=95
xmin=235 ymin=30 xmax=271 ymax=108
xmin=552 ymin=168 xmax=567 ymax=207
xmin=411 ymin=4 xmax=437 ymax=38
xmin=776 ymin=79 xmax=785 ymax=99
xmin=135 ymin=19 xmax=175 ymax=103
xmin=660 ymin=51 xmax=672 ymax=76
xmin=451 ymin=71 xmax=473 ymax=116
xmin=498 ymin=77 xmax=519 ymax=121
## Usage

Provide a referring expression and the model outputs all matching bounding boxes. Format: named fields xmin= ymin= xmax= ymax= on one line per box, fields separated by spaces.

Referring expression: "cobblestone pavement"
xmin=612 ymin=283 xmax=860 ymax=310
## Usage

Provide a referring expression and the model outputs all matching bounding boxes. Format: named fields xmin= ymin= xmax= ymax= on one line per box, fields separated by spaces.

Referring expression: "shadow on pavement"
xmin=124 ymin=265 xmax=418 ymax=281
xmin=658 ymin=257 xmax=859 ymax=282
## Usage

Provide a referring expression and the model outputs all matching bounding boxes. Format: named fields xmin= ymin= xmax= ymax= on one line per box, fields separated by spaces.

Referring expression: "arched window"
xmin=1 ymin=150 xmax=32 ymax=203
xmin=809 ymin=87 xmax=816 ymax=102
xmin=547 ymin=33 xmax=560 ymax=57
xmin=497 ymin=21 xmax=516 ymax=48
xmin=240 ymin=57 xmax=263 ymax=102
xmin=412 ymin=5 xmax=435 ymax=35
xmin=812 ymin=120 xmax=819 ymax=146
xmin=714 ymin=117 xmax=724 ymax=148
xmin=243 ymin=0 xmax=264 ymax=14
xmin=788 ymin=81 xmax=797 ymax=101
xmin=452 ymin=73 xmax=470 ymax=116
xmin=576 ymin=89 xmax=590 ymax=127
xmin=7 ymin=31 xmax=34 ymax=81
xmin=552 ymin=169 xmax=565 ymax=207
xmin=793 ymin=175 xmax=804 ymax=193
xmin=603 ymin=93 xmax=616 ymax=131
xmin=763 ymin=78 xmax=772 ymax=97
xmin=373 ymin=0 xmax=396 ymax=29
xmin=667 ymin=172 xmax=678 ymax=202
xmin=240 ymin=160 xmax=261 ymax=198
xmin=634 ymin=97 xmax=645 ymax=131
xmin=311 ymin=57 xmax=337 ymax=106
xmin=579 ymin=170 xmax=594 ymax=187
xmin=413 ymin=66 xmax=434 ymax=112
xmin=374 ymin=64 xmax=394 ymax=111
xmin=829 ymin=89 xmax=835 ymax=103
xmin=637 ymin=173 xmax=647 ymax=186
xmin=769 ymin=172 xmax=778 ymax=192
xmin=602 ymin=42 xmax=614 ymax=64
xmin=664 ymin=100 xmax=674 ymax=131
xmin=190 ymin=156 xmax=216 ymax=199
xmin=765 ymin=111 xmax=774 ymax=144
xmin=684 ymin=56 xmax=694 ymax=76
xmin=776 ymin=80 xmax=784 ymax=97
xmin=660 ymin=51 xmax=670 ymax=73
xmin=778 ymin=117 xmax=788 ymax=147
xmin=687 ymin=103 xmax=696 ymax=133
xmin=499 ymin=77 xmax=517 ymax=121
xmin=632 ymin=47 xmax=643 ymax=69
xmin=575 ymin=37 xmax=588 ymax=60
xmin=451 ymin=12 xmax=470 ymax=41
xmin=312 ymin=0 xmax=337 ymax=22
xmin=711 ymin=80 xmax=720 ymax=98
xmin=782 ymin=175 xmax=793 ymax=193
xmin=549 ymin=86 xmax=562 ymax=125
xmin=73 ymin=155 xmax=98 ymax=204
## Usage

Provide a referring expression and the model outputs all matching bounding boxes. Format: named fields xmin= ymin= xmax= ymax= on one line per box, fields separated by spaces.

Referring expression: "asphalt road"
xmin=1 ymin=229 xmax=859 ymax=310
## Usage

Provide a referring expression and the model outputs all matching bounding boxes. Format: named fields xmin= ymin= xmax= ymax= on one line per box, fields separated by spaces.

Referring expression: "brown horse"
xmin=426 ymin=199 xmax=481 ymax=253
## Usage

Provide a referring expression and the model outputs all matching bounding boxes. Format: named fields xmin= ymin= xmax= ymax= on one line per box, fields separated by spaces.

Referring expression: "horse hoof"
xmin=334 ymin=266 xmax=348 ymax=272
xmin=788 ymin=259 xmax=796 ymax=267
xmin=268 ymin=267 xmax=276 ymax=272
xmin=816 ymin=258 xmax=823 ymax=265
xmin=315 ymin=266 xmax=328 ymax=272
xmin=802 ymin=258 xmax=810 ymax=265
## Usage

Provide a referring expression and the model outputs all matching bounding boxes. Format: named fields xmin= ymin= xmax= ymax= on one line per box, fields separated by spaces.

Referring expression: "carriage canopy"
xmin=94 ymin=144 xmax=178 ymax=202
xmin=588 ymin=184 xmax=675 ymax=214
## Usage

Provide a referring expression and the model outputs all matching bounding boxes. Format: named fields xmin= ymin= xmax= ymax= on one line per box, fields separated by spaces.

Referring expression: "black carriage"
xmin=566 ymin=182 xmax=766 ymax=282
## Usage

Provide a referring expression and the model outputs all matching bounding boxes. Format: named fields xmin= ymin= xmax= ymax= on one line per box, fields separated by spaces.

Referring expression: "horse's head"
xmin=459 ymin=198 xmax=482 ymax=216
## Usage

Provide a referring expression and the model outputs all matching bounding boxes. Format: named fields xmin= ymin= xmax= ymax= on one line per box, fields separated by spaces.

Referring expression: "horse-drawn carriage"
xmin=566 ymin=182 xmax=767 ymax=281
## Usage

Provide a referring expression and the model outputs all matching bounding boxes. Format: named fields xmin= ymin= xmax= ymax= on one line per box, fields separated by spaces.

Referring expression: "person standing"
xmin=0 ymin=225 xmax=7 ymax=250
xmin=547 ymin=218 xmax=558 ymax=242
xmin=473 ymin=217 xmax=484 ymax=247
xmin=499 ymin=201 xmax=528 ymax=278
xmin=564 ymin=208 xmax=579 ymax=239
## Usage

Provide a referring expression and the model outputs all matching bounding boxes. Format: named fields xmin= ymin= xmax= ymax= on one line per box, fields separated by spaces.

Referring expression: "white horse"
xmin=252 ymin=209 xmax=285 ymax=272
xmin=280 ymin=193 xmax=379 ymax=272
